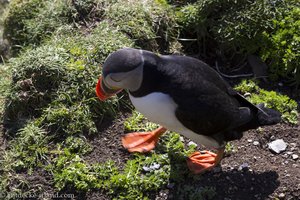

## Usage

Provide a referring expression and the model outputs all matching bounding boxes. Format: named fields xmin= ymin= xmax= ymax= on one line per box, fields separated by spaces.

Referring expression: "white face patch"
xmin=105 ymin=64 xmax=144 ymax=91
xmin=129 ymin=92 xmax=221 ymax=148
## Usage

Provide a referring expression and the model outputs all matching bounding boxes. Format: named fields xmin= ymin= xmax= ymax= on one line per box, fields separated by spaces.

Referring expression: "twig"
xmin=177 ymin=38 xmax=198 ymax=42
xmin=215 ymin=61 xmax=253 ymax=78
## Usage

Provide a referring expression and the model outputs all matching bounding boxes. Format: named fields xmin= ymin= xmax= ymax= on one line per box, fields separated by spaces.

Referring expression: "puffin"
xmin=95 ymin=48 xmax=281 ymax=174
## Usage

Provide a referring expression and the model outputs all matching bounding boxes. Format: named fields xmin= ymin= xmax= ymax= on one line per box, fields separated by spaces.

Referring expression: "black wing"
xmin=158 ymin=55 xmax=251 ymax=136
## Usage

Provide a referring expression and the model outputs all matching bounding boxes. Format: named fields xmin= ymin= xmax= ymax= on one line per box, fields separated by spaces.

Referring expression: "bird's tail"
xmin=222 ymin=94 xmax=282 ymax=142
xmin=234 ymin=93 xmax=282 ymax=132
xmin=256 ymin=103 xmax=282 ymax=125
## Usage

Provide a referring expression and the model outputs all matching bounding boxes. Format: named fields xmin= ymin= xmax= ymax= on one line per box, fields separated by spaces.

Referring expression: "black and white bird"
xmin=96 ymin=48 xmax=281 ymax=174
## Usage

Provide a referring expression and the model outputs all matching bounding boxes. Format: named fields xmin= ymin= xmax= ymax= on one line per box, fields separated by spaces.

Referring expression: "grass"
xmin=105 ymin=0 xmax=178 ymax=52
xmin=0 ymin=64 xmax=11 ymax=115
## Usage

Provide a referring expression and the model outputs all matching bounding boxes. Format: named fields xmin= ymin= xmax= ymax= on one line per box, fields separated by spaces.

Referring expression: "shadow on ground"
xmin=169 ymin=167 xmax=279 ymax=200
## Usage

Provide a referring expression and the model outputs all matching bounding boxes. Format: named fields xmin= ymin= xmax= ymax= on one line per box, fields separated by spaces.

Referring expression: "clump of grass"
xmin=225 ymin=142 xmax=236 ymax=154
xmin=235 ymin=79 xmax=298 ymax=124
xmin=0 ymin=173 xmax=33 ymax=200
xmin=37 ymin=103 xmax=97 ymax=139
xmin=2 ymin=123 xmax=49 ymax=172
xmin=0 ymin=64 xmax=11 ymax=115
xmin=124 ymin=110 xmax=159 ymax=132
xmin=3 ymin=0 xmax=45 ymax=52
xmin=3 ymin=0 xmax=107 ymax=54
xmin=105 ymin=0 xmax=178 ymax=51
xmin=3 ymin=45 xmax=69 ymax=131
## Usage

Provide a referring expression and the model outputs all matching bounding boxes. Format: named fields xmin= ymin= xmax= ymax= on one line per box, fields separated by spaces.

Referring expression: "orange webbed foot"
xmin=187 ymin=149 xmax=224 ymax=174
xmin=122 ymin=126 xmax=167 ymax=153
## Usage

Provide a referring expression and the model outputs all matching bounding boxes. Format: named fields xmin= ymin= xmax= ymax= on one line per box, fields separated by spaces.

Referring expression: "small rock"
xmin=238 ymin=163 xmax=249 ymax=171
xmin=244 ymin=92 xmax=251 ymax=97
xmin=179 ymin=137 xmax=185 ymax=142
xmin=143 ymin=166 xmax=151 ymax=171
xmin=287 ymin=151 xmax=293 ymax=155
xmin=247 ymin=139 xmax=253 ymax=143
xmin=142 ymin=163 xmax=160 ymax=172
xmin=278 ymin=193 xmax=285 ymax=199
xmin=187 ymin=141 xmax=197 ymax=147
xmin=167 ymin=183 xmax=175 ymax=189
xmin=212 ymin=166 xmax=222 ymax=173
xmin=290 ymin=143 xmax=297 ymax=147
xmin=270 ymin=135 xmax=276 ymax=141
xmin=292 ymin=154 xmax=299 ymax=160
xmin=253 ymin=141 xmax=260 ymax=146
xmin=268 ymin=139 xmax=287 ymax=154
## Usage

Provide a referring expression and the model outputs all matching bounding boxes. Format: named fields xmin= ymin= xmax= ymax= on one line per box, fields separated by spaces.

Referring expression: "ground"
xmin=0 ymin=94 xmax=299 ymax=200
xmin=85 ymin=114 xmax=300 ymax=200
xmin=9 ymin=111 xmax=297 ymax=200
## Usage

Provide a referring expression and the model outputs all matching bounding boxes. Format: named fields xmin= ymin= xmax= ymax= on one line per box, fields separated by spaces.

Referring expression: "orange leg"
xmin=122 ymin=126 xmax=167 ymax=153
xmin=186 ymin=147 xmax=225 ymax=174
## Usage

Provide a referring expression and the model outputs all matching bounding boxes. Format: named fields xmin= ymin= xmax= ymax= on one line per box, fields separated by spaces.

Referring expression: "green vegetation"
xmin=106 ymin=0 xmax=177 ymax=51
xmin=0 ymin=0 xmax=299 ymax=199
xmin=261 ymin=6 xmax=300 ymax=87
xmin=176 ymin=0 xmax=300 ymax=86
xmin=0 ymin=64 xmax=10 ymax=114
xmin=235 ymin=80 xmax=298 ymax=124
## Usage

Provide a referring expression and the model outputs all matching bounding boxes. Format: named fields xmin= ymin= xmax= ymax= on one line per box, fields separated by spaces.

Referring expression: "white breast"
xmin=129 ymin=92 xmax=220 ymax=148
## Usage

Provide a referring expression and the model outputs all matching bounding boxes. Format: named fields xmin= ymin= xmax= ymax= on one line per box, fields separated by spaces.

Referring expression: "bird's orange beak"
xmin=95 ymin=76 xmax=122 ymax=101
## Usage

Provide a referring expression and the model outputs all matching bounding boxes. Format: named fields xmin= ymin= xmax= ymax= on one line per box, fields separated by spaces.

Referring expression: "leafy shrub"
xmin=53 ymin=153 xmax=96 ymax=191
xmin=235 ymin=80 xmax=298 ymax=124
xmin=52 ymin=150 xmax=118 ymax=191
xmin=177 ymin=0 xmax=281 ymax=59
xmin=261 ymin=6 xmax=300 ymax=87
xmin=71 ymin=0 xmax=107 ymax=21
xmin=64 ymin=136 xmax=93 ymax=154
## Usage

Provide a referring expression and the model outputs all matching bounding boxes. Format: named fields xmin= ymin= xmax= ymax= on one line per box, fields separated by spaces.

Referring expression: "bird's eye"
xmin=110 ymin=76 xmax=121 ymax=82
xmin=109 ymin=74 xmax=123 ymax=82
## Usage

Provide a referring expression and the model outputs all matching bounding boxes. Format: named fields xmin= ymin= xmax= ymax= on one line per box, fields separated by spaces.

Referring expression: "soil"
xmin=82 ymin=113 xmax=300 ymax=200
